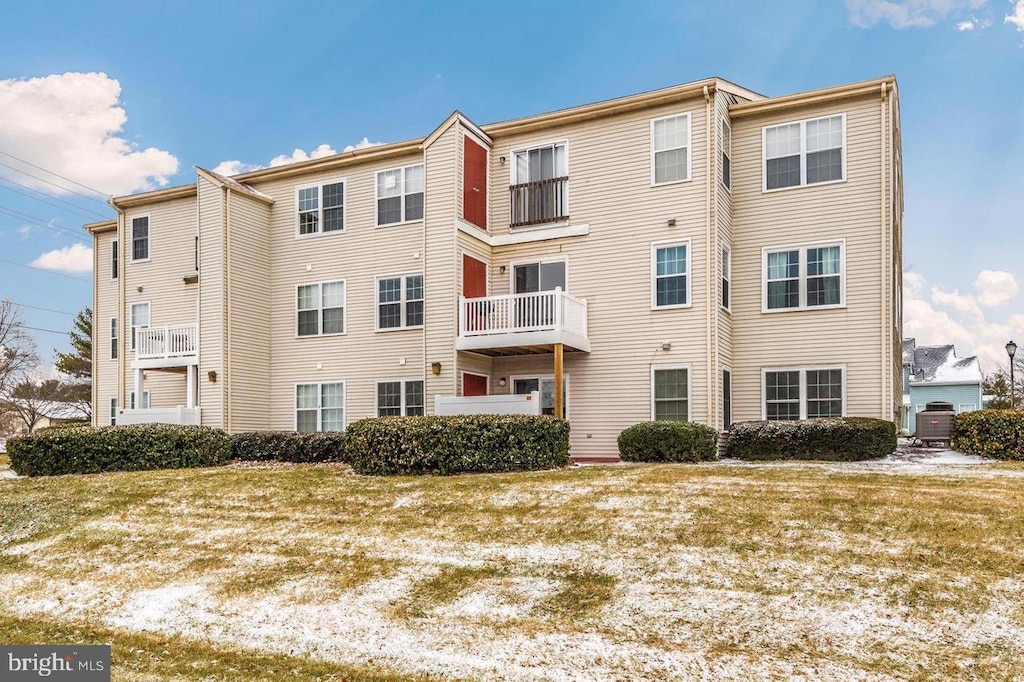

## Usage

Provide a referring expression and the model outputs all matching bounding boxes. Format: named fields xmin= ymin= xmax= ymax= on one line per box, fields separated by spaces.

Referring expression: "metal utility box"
xmin=916 ymin=401 xmax=955 ymax=446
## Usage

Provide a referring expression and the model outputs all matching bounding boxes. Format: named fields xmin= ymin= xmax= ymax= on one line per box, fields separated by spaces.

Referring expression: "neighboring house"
xmin=901 ymin=339 xmax=983 ymax=434
xmin=3 ymin=400 xmax=90 ymax=434
xmin=87 ymin=75 xmax=904 ymax=461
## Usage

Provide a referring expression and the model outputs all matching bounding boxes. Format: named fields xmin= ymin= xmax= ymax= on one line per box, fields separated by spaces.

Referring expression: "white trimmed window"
xmin=111 ymin=240 xmax=118 ymax=279
xmin=764 ymin=114 xmax=845 ymax=190
xmin=297 ymin=281 xmax=345 ymax=337
xmin=764 ymin=243 xmax=843 ymax=311
xmin=510 ymin=142 xmax=569 ymax=227
xmin=110 ymin=318 xmax=118 ymax=360
xmin=721 ymin=247 xmax=731 ymax=310
xmin=296 ymin=382 xmax=345 ymax=433
xmin=130 ymin=302 xmax=150 ymax=351
xmin=376 ymin=164 xmax=424 ymax=226
xmin=296 ymin=180 xmax=345 ymax=236
xmin=652 ymin=366 xmax=690 ymax=421
xmin=377 ymin=275 xmax=423 ymax=329
xmin=958 ymin=403 xmax=976 ymax=413
xmin=376 ymin=380 xmax=425 ymax=416
xmin=129 ymin=390 xmax=151 ymax=410
xmin=651 ymin=113 xmax=691 ymax=184
xmin=721 ymin=119 xmax=732 ymax=190
xmin=652 ymin=242 xmax=689 ymax=308
xmin=512 ymin=376 xmax=568 ymax=417
xmin=131 ymin=216 xmax=149 ymax=261
xmin=109 ymin=397 xmax=117 ymax=426
xmin=722 ymin=369 xmax=732 ymax=429
xmin=764 ymin=368 xmax=843 ymax=420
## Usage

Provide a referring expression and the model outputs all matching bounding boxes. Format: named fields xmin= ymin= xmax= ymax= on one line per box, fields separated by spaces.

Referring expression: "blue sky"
xmin=1 ymin=0 xmax=1022 ymax=374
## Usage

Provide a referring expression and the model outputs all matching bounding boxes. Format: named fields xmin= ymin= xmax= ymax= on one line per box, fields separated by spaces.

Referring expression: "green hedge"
xmin=617 ymin=421 xmax=719 ymax=462
xmin=345 ymin=415 xmax=570 ymax=475
xmin=952 ymin=410 xmax=1024 ymax=460
xmin=230 ymin=431 xmax=347 ymax=463
xmin=725 ymin=418 xmax=896 ymax=461
xmin=7 ymin=424 xmax=231 ymax=476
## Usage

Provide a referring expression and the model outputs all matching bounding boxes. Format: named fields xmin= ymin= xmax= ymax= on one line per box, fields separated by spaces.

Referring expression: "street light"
xmin=1007 ymin=340 xmax=1018 ymax=409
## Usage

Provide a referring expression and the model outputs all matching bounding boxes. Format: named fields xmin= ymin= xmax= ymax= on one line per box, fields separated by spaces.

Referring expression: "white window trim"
xmin=721 ymin=118 xmax=732 ymax=192
xmin=761 ymin=239 xmax=846 ymax=313
xmin=507 ymin=138 xmax=571 ymax=230
xmin=375 ymin=273 xmax=424 ymax=332
xmin=293 ymin=381 xmax=346 ymax=432
xmin=375 ymin=164 xmax=424 ymax=227
xmin=374 ymin=378 xmax=427 ymax=416
xmin=460 ymin=371 xmax=490 ymax=396
xmin=109 ymin=397 xmax=117 ymax=426
xmin=762 ymin=113 xmax=847 ymax=193
xmin=760 ymin=365 xmax=847 ymax=420
xmin=109 ymin=317 xmax=118 ymax=361
xmin=722 ymin=366 xmax=733 ymax=430
xmin=958 ymin=403 xmax=976 ymax=413
xmin=295 ymin=280 xmax=347 ymax=339
xmin=129 ymin=214 xmax=151 ymax=263
xmin=650 ymin=364 xmax=692 ymax=422
xmin=129 ymin=389 xmax=151 ymax=410
xmin=111 ymin=239 xmax=119 ymax=280
xmin=650 ymin=112 xmax=693 ymax=187
xmin=721 ymin=246 xmax=732 ymax=312
xmin=509 ymin=374 xmax=570 ymax=418
xmin=507 ymin=256 xmax=570 ymax=294
xmin=294 ymin=177 xmax=347 ymax=239
xmin=129 ymin=301 xmax=150 ymax=352
xmin=651 ymin=239 xmax=692 ymax=310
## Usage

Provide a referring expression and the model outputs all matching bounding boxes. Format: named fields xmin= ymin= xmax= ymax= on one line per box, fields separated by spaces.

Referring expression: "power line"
xmin=0 ymin=159 xmax=111 ymax=208
xmin=0 ymin=149 xmax=112 ymax=201
xmin=8 ymin=301 xmax=76 ymax=316
xmin=0 ymin=257 xmax=91 ymax=283
xmin=0 ymin=204 xmax=90 ymax=243
xmin=18 ymin=323 xmax=68 ymax=335
xmin=0 ymin=177 xmax=111 ymax=220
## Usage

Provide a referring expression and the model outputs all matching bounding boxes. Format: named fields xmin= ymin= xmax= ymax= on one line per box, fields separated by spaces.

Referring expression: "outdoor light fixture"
xmin=207 ymin=370 xmax=217 ymax=383
xmin=431 ymin=362 xmax=442 ymax=376
xmin=498 ymin=377 xmax=507 ymax=387
xmin=1007 ymin=340 xmax=1018 ymax=409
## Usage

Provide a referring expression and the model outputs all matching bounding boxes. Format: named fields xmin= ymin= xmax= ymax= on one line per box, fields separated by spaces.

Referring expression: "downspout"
xmin=91 ymin=230 xmax=98 ymax=426
xmin=224 ymin=188 xmax=232 ymax=432
xmin=704 ymin=85 xmax=714 ymax=425
xmin=421 ymin=142 xmax=429 ymax=413
xmin=879 ymin=82 xmax=889 ymax=419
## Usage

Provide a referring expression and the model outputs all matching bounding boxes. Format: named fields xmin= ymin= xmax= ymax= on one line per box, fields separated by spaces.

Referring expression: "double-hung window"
xmin=377 ymin=164 xmax=423 ymax=226
xmin=721 ymin=120 xmax=732 ymax=190
xmin=652 ymin=366 xmax=690 ymax=421
xmin=297 ymin=281 xmax=345 ymax=336
xmin=111 ymin=240 xmax=118 ymax=279
xmin=764 ymin=243 xmax=843 ymax=311
xmin=131 ymin=216 xmax=149 ymax=261
xmin=721 ymin=248 xmax=731 ymax=310
xmin=296 ymin=382 xmax=345 ymax=432
xmin=764 ymin=114 xmax=845 ymax=190
xmin=110 ymin=318 xmax=118 ymax=360
xmin=376 ymin=380 xmax=425 ymax=416
xmin=297 ymin=180 xmax=345 ymax=236
xmin=130 ymin=302 xmax=149 ymax=351
xmin=651 ymin=113 xmax=690 ymax=185
xmin=109 ymin=397 xmax=117 ymax=426
xmin=510 ymin=142 xmax=568 ymax=227
xmin=764 ymin=368 xmax=843 ymax=420
xmin=652 ymin=242 xmax=689 ymax=308
xmin=377 ymin=275 xmax=423 ymax=330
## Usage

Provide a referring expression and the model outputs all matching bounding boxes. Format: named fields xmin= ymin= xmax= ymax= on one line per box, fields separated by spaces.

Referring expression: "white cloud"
xmin=847 ymin=0 xmax=988 ymax=28
xmin=974 ymin=270 xmax=1018 ymax=306
xmin=29 ymin=243 xmax=93 ymax=273
xmin=211 ymin=138 xmax=384 ymax=177
xmin=1007 ymin=0 xmax=1024 ymax=30
xmin=18 ymin=225 xmax=31 ymax=239
xmin=956 ymin=18 xmax=976 ymax=28
xmin=0 ymin=72 xmax=178 ymax=196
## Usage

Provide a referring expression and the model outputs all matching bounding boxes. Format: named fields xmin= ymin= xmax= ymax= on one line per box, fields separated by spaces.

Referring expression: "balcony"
xmin=509 ymin=176 xmax=568 ymax=228
xmin=456 ymin=288 xmax=590 ymax=355
xmin=134 ymin=324 xmax=198 ymax=368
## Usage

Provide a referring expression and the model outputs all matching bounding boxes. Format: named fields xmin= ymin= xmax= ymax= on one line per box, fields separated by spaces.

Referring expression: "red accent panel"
xmin=463 ymin=136 xmax=488 ymax=229
xmin=463 ymin=373 xmax=489 ymax=397
xmin=462 ymin=254 xmax=487 ymax=298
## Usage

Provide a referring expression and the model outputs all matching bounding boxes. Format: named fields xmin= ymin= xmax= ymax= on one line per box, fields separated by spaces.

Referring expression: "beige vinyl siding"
xmin=729 ymin=95 xmax=888 ymax=421
xmin=198 ymin=176 xmax=225 ymax=427
xmin=714 ymin=90 xmax=735 ymax=429
xmin=93 ymin=231 xmax=119 ymax=425
xmin=486 ymin=97 xmax=711 ymax=458
xmin=455 ymin=229 xmax=494 ymax=395
xmin=123 ymin=197 xmax=199 ymax=413
xmin=226 ymin=190 xmax=272 ymax=431
xmin=249 ymin=152 xmax=427 ymax=430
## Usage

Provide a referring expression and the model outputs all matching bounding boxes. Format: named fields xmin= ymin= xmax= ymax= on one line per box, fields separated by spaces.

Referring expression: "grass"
xmin=0 ymin=453 xmax=8 ymax=467
xmin=1 ymin=459 xmax=1024 ymax=680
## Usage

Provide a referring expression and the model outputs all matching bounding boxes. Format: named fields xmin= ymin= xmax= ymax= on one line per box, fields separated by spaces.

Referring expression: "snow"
xmin=931 ymin=355 xmax=982 ymax=383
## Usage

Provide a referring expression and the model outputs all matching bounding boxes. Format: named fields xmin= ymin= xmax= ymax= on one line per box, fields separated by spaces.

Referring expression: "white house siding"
xmin=198 ymin=176 xmax=226 ymax=427
xmin=92 ymin=227 xmax=119 ymax=426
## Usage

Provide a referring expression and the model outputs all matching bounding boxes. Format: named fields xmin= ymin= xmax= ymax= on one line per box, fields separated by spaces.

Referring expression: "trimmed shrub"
xmin=7 ymin=424 xmax=231 ymax=476
xmin=725 ymin=417 xmax=896 ymax=461
xmin=230 ymin=431 xmax=347 ymax=463
xmin=344 ymin=415 xmax=570 ymax=475
xmin=617 ymin=421 xmax=719 ymax=462
xmin=952 ymin=409 xmax=1024 ymax=460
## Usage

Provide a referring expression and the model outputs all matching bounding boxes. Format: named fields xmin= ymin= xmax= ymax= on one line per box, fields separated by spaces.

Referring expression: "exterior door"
xmin=463 ymin=254 xmax=487 ymax=297
xmin=463 ymin=136 xmax=488 ymax=229
xmin=463 ymin=373 xmax=488 ymax=396
xmin=513 ymin=261 xmax=565 ymax=327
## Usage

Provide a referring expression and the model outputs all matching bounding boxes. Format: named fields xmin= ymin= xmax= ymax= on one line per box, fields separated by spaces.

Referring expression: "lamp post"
xmin=1007 ymin=340 xmax=1018 ymax=409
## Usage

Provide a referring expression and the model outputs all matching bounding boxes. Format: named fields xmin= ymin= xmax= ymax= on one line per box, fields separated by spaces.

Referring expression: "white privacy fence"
xmin=434 ymin=391 xmax=541 ymax=416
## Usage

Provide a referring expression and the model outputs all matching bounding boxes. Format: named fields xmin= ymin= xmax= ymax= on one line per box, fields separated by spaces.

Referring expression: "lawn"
xmin=2 ymin=460 xmax=1024 ymax=680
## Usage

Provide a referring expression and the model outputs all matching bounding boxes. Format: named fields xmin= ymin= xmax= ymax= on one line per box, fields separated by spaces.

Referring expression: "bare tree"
xmin=3 ymin=379 xmax=56 ymax=432
xmin=0 ymin=299 xmax=39 ymax=399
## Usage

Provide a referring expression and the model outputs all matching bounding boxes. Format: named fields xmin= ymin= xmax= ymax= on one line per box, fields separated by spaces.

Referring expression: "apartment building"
xmin=87 ymin=75 xmax=903 ymax=460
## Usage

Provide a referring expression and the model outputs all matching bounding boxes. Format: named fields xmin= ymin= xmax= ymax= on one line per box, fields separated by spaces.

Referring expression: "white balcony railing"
xmin=136 ymin=324 xmax=198 ymax=359
xmin=457 ymin=288 xmax=589 ymax=351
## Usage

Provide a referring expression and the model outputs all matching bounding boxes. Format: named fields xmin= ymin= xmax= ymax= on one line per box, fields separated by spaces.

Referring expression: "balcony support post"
xmin=554 ymin=342 xmax=564 ymax=420
xmin=134 ymin=368 xmax=142 ymax=408
xmin=186 ymin=365 xmax=196 ymax=409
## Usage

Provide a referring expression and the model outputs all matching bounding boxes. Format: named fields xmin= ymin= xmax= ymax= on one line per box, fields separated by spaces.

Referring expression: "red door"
xmin=462 ymin=254 xmax=487 ymax=298
xmin=463 ymin=136 xmax=488 ymax=229
xmin=463 ymin=373 xmax=488 ymax=396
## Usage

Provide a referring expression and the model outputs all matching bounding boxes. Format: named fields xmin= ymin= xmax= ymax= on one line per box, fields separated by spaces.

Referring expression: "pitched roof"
xmin=903 ymin=339 xmax=983 ymax=384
